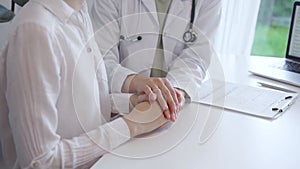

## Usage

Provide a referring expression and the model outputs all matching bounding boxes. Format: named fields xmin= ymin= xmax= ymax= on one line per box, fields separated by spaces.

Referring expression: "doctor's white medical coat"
xmin=89 ymin=0 xmax=221 ymax=101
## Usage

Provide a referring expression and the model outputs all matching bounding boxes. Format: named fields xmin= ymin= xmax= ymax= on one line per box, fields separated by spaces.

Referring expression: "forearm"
xmin=121 ymin=74 xmax=137 ymax=93
xmin=11 ymin=118 xmax=130 ymax=168
xmin=197 ymin=0 xmax=222 ymax=43
xmin=167 ymin=52 xmax=208 ymax=101
xmin=167 ymin=0 xmax=222 ymax=100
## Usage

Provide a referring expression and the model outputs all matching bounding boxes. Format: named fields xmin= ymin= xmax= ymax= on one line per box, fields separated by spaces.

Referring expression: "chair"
xmin=0 ymin=0 xmax=29 ymax=23
xmin=0 ymin=4 xmax=14 ymax=23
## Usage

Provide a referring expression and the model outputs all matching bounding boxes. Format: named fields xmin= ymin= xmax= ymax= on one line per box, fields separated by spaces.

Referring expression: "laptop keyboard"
xmin=281 ymin=61 xmax=300 ymax=74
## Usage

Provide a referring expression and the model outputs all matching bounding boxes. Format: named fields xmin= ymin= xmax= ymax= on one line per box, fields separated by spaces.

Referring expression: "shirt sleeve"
xmin=90 ymin=0 xmax=136 ymax=93
xmin=6 ymin=22 xmax=130 ymax=169
xmin=110 ymin=93 xmax=132 ymax=114
xmin=167 ymin=0 xmax=222 ymax=101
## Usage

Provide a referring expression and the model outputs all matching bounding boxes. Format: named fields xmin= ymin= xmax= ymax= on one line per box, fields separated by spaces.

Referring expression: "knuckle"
xmin=165 ymin=90 xmax=171 ymax=97
xmin=145 ymin=86 xmax=153 ymax=94
xmin=145 ymin=86 xmax=151 ymax=91
xmin=169 ymin=89 xmax=176 ymax=96
xmin=155 ymin=78 xmax=163 ymax=84
xmin=154 ymin=88 xmax=162 ymax=94
xmin=146 ymin=78 xmax=154 ymax=84
xmin=162 ymin=88 xmax=171 ymax=96
xmin=162 ymin=78 xmax=168 ymax=83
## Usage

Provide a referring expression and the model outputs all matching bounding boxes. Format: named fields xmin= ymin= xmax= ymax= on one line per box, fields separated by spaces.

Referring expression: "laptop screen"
xmin=286 ymin=2 xmax=300 ymax=62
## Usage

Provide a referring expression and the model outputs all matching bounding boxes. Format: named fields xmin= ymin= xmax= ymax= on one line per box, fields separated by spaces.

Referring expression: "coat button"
xmin=32 ymin=161 xmax=40 ymax=168
xmin=87 ymin=47 xmax=92 ymax=53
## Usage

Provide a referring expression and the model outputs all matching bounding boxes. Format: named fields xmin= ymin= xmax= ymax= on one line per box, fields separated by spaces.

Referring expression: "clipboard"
xmin=193 ymin=80 xmax=298 ymax=120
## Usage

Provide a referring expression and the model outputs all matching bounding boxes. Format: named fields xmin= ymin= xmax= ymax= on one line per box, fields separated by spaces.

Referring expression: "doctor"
xmin=89 ymin=0 xmax=221 ymax=121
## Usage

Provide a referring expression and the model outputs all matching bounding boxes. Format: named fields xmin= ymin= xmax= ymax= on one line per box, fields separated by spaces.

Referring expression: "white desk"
xmin=92 ymin=56 xmax=300 ymax=169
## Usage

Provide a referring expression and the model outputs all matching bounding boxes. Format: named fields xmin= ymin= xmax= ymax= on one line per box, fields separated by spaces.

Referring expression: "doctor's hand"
xmin=122 ymin=74 xmax=182 ymax=122
xmin=129 ymin=89 xmax=185 ymax=118
xmin=175 ymin=88 xmax=186 ymax=107
xmin=122 ymin=102 xmax=170 ymax=137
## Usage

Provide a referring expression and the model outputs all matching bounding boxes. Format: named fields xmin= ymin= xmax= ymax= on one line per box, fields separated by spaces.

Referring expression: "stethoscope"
xmin=120 ymin=0 xmax=197 ymax=44
xmin=183 ymin=0 xmax=197 ymax=43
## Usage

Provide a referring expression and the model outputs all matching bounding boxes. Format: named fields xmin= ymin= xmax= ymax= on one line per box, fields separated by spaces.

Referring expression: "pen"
xmin=258 ymin=82 xmax=296 ymax=93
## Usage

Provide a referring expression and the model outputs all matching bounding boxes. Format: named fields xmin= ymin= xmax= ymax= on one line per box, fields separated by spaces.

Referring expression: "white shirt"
xmin=0 ymin=0 xmax=130 ymax=168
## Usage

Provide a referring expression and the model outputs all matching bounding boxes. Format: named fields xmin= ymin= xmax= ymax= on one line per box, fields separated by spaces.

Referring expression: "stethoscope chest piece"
xmin=183 ymin=0 xmax=197 ymax=44
xmin=183 ymin=29 xmax=197 ymax=44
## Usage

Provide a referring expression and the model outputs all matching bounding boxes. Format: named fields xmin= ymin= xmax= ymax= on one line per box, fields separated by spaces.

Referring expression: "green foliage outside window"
xmin=251 ymin=0 xmax=296 ymax=57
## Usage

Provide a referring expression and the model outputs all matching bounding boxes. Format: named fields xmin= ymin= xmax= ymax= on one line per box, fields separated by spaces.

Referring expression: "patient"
xmin=0 ymin=0 xmax=172 ymax=168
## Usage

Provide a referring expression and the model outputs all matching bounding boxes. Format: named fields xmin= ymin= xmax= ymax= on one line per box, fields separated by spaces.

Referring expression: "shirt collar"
xmin=31 ymin=0 xmax=75 ymax=23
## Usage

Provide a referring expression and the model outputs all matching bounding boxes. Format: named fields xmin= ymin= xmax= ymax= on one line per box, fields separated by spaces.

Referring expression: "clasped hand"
xmin=123 ymin=74 xmax=185 ymax=122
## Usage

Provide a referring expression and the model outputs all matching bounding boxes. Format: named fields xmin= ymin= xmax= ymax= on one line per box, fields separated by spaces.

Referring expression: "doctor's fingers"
xmin=152 ymin=79 xmax=178 ymax=115
xmin=153 ymin=89 xmax=174 ymax=121
xmin=142 ymin=83 xmax=176 ymax=121
xmin=175 ymin=89 xmax=185 ymax=108
xmin=139 ymin=79 xmax=176 ymax=117
xmin=160 ymin=79 xmax=180 ymax=110
xmin=142 ymin=85 xmax=157 ymax=102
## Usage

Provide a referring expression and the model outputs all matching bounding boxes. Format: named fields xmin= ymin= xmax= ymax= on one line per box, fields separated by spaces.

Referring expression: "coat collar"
xmin=31 ymin=0 xmax=75 ymax=23
xmin=140 ymin=0 xmax=190 ymax=28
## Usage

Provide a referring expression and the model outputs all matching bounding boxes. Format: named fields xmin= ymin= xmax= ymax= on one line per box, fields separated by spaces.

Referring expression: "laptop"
xmin=249 ymin=1 xmax=300 ymax=87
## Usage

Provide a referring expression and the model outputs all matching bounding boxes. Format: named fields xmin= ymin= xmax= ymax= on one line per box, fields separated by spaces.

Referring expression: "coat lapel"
xmin=141 ymin=0 xmax=159 ymax=26
xmin=165 ymin=0 xmax=188 ymax=30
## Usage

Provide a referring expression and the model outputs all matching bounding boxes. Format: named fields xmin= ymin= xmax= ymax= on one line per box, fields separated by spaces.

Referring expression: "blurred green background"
xmin=251 ymin=0 xmax=297 ymax=57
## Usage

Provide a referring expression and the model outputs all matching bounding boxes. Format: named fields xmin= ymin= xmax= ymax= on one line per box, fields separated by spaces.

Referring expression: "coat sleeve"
xmin=90 ymin=0 xmax=136 ymax=93
xmin=166 ymin=0 xmax=222 ymax=101
xmin=6 ymin=22 xmax=130 ymax=169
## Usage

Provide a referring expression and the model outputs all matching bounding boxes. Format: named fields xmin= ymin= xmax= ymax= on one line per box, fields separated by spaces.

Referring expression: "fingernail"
xmin=166 ymin=112 xmax=171 ymax=119
xmin=172 ymin=114 xmax=176 ymax=121
xmin=151 ymin=94 xmax=157 ymax=101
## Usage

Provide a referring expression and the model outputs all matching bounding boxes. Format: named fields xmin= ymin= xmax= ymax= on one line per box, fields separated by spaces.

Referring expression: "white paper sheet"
xmin=194 ymin=80 xmax=298 ymax=119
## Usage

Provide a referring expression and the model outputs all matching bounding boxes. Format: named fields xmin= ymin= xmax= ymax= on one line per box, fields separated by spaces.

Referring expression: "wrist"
xmin=175 ymin=88 xmax=186 ymax=97
xmin=122 ymin=74 xmax=137 ymax=93
xmin=129 ymin=95 xmax=136 ymax=111
xmin=122 ymin=116 xmax=140 ymax=137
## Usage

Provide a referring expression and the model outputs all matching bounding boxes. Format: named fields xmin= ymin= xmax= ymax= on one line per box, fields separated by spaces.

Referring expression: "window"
xmin=251 ymin=0 xmax=296 ymax=57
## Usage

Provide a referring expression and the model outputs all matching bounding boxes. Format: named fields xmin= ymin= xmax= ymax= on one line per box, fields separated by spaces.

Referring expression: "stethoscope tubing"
xmin=120 ymin=0 xmax=197 ymax=43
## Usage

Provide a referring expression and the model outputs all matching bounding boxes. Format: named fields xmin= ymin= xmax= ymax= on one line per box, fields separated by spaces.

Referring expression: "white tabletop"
xmin=92 ymin=56 xmax=300 ymax=169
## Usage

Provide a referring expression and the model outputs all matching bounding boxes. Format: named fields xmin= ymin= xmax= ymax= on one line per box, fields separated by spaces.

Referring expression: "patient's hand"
xmin=123 ymin=102 xmax=169 ymax=137
xmin=122 ymin=74 xmax=182 ymax=122
xmin=129 ymin=94 xmax=148 ymax=110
